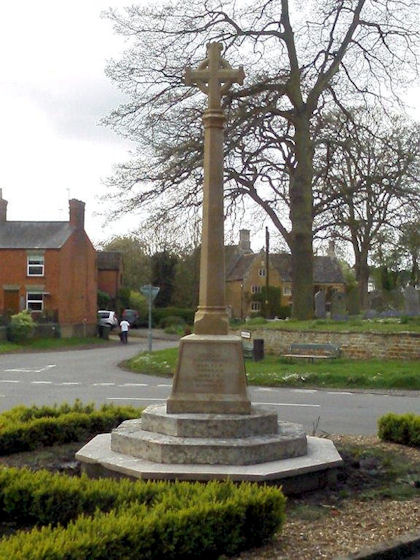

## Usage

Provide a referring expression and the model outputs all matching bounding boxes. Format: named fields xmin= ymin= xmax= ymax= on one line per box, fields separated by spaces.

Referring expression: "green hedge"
xmin=0 ymin=402 xmax=143 ymax=455
xmin=152 ymin=307 xmax=195 ymax=327
xmin=0 ymin=471 xmax=286 ymax=559
xmin=378 ymin=412 xmax=420 ymax=447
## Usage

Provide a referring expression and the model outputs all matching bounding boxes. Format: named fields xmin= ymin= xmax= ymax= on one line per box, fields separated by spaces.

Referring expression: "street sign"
xmin=140 ymin=284 xmax=160 ymax=301
xmin=140 ymin=285 xmax=160 ymax=352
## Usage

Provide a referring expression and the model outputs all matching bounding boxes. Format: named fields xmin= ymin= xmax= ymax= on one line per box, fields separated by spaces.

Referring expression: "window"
xmin=251 ymin=301 xmax=261 ymax=311
xmin=258 ymin=268 xmax=266 ymax=277
xmin=251 ymin=285 xmax=262 ymax=294
xmin=283 ymin=286 xmax=292 ymax=296
xmin=27 ymin=255 xmax=44 ymax=276
xmin=26 ymin=292 xmax=43 ymax=311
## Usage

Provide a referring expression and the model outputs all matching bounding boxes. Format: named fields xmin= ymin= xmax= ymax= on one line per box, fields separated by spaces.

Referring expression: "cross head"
xmin=185 ymin=42 xmax=245 ymax=110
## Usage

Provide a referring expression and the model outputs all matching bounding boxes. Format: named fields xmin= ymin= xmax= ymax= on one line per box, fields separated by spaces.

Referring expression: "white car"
xmin=97 ymin=310 xmax=118 ymax=330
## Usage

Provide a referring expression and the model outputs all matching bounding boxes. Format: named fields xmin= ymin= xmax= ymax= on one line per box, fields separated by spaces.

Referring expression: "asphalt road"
xmin=0 ymin=340 xmax=418 ymax=435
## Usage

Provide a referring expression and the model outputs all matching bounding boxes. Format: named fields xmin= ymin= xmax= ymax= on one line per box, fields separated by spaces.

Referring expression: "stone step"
xmin=140 ymin=404 xmax=279 ymax=438
xmin=111 ymin=420 xmax=307 ymax=466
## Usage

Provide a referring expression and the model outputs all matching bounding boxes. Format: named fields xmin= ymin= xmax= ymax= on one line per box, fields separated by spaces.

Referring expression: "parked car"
xmin=97 ymin=310 xmax=118 ymax=330
xmin=122 ymin=309 xmax=140 ymax=328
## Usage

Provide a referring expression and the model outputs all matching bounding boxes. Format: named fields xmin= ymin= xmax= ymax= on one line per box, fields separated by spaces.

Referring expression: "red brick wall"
xmin=0 ymin=233 xmax=97 ymax=332
xmin=98 ymin=270 xmax=120 ymax=300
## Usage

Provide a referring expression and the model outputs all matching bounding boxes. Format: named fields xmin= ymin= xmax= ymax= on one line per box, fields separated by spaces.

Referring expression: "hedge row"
xmin=152 ymin=307 xmax=195 ymax=327
xmin=378 ymin=412 xmax=420 ymax=447
xmin=0 ymin=470 xmax=285 ymax=560
xmin=0 ymin=402 xmax=143 ymax=455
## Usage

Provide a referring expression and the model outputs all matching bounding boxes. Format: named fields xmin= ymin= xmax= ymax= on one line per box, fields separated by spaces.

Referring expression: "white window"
xmin=251 ymin=301 xmax=261 ymax=311
xmin=27 ymin=255 xmax=44 ymax=276
xmin=258 ymin=268 xmax=266 ymax=277
xmin=251 ymin=285 xmax=262 ymax=294
xmin=283 ymin=286 xmax=292 ymax=296
xmin=26 ymin=292 xmax=43 ymax=311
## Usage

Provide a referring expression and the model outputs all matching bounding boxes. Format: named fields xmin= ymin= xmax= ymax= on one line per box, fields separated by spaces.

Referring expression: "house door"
xmin=3 ymin=290 xmax=19 ymax=314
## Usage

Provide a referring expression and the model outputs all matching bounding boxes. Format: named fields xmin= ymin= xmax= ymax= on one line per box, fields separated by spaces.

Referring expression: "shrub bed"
xmin=0 ymin=471 xmax=285 ymax=559
xmin=378 ymin=412 xmax=420 ymax=447
xmin=0 ymin=402 xmax=143 ymax=455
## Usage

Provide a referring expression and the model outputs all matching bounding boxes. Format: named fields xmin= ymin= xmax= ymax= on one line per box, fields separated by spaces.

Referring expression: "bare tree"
xmin=102 ymin=0 xmax=419 ymax=318
xmin=315 ymin=111 xmax=420 ymax=307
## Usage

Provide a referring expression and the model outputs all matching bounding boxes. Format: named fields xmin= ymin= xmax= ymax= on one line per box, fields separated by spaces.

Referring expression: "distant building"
xmin=97 ymin=251 xmax=123 ymax=307
xmin=225 ymin=230 xmax=345 ymax=318
xmin=0 ymin=189 xmax=97 ymax=336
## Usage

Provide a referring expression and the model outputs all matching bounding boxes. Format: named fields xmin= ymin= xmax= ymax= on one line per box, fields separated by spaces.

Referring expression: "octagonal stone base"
xmin=76 ymin=434 xmax=342 ymax=491
xmin=76 ymin=404 xmax=343 ymax=491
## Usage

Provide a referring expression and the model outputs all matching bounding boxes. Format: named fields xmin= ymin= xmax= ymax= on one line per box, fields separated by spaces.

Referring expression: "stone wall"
xmin=237 ymin=328 xmax=420 ymax=360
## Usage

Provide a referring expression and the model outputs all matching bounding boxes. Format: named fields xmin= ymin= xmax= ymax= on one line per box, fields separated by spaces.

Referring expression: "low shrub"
xmin=378 ymin=412 xmax=420 ymax=447
xmin=152 ymin=307 xmax=195 ymax=327
xmin=7 ymin=311 xmax=35 ymax=342
xmin=0 ymin=472 xmax=286 ymax=559
xmin=0 ymin=401 xmax=143 ymax=455
xmin=159 ymin=315 xmax=186 ymax=329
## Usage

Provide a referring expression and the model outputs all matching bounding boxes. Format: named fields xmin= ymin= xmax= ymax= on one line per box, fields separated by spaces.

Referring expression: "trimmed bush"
xmin=159 ymin=315 xmax=186 ymax=328
xmin=152 ymin=307 xmax=195 ymax=327
xmin=0 ymin=401 xmax=143 ymax=455
xmin=0 ymin=472 xmax=286 ymax=559
xmin=7 ymin=310 xmax=35 ymax=342
xmin=378 ymin=412 xmax=420 ymax=447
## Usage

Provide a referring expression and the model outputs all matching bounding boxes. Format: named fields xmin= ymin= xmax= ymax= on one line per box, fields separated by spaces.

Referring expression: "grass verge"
xmin=124 ymin=348 xmax=420 ymax=390
xmin=0 ymin=336 xmax=111 ymax=353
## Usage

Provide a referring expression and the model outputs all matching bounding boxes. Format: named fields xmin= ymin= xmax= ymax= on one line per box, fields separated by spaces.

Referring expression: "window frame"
xmin=26 ymin=292 xmax=43 ymax=311
xmin=251 ymin=301 xmax=261 ymax=311
xmin=27 ymin=255 xmax=45 ymax=277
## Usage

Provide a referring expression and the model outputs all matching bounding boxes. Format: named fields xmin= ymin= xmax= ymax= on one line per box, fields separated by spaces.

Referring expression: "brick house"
xmin=0 ymin=190 xmax=97 ymax=337
xmin=97 ymin=251 xmax=123 ymax=307
xmin=226 ymin=230 xmax=345 ymax=319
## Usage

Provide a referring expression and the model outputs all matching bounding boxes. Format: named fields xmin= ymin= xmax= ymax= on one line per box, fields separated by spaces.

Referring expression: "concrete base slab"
xmin=76 ymin=434 xmax=343 ymax=488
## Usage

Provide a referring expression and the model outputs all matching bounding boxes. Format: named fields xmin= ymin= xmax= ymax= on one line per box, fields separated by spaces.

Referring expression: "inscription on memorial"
xmin=175 ymin=341 xmax=244 ymax=395
xmin=192 ymin=352 xmax=226 ymax=393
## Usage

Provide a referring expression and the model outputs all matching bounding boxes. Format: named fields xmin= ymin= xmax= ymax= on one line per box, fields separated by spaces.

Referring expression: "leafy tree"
xmin=101 ymin=235 xmax=151 ymax=291
xmin=151 ymin=250 xmax=179 ymax=307
xmin=399 ymin=220 xmax=420 ymax=287
xmin=97 ymin=290 xmax=111 ymax=310
xmin=102 ymin=0 xmax=419 ymax=319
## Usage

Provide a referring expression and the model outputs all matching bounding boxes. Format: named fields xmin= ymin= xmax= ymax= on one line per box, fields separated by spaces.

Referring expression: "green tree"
xmin=101 ymin=236 xmax=151 ymax=291
xmin=151 ymin=250 xmax=179 ymax=307
xmin=102 ymin=0 xmax=419 ymax=319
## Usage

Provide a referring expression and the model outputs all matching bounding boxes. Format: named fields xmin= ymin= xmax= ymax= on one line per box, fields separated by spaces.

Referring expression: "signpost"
xmin=140 ymin=284 xmax=160 ymax=352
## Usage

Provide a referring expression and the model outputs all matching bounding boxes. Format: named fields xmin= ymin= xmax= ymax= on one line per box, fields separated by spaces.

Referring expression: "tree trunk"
xmin=290 ymin=115 xmax=314 ymax=319
xmin=355 ymin=249 xmax=369 ymax=310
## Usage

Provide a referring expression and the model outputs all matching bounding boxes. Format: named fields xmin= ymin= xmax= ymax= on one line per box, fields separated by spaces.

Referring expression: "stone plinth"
xmin=166 ymin=334 xmax=251 ymax=414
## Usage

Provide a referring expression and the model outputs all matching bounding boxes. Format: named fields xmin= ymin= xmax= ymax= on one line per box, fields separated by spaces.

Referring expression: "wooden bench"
xmin=283 ymin=343 xmax=341 ymax=362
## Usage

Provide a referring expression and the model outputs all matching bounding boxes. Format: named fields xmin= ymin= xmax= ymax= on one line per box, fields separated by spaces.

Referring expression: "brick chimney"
xmin=69 ymin=198 xmax=85 ymax=230
xmin=239 ymin=229 xmax=251 ymax=253
xmin=0 ymin=188 xmax=8 ymax=223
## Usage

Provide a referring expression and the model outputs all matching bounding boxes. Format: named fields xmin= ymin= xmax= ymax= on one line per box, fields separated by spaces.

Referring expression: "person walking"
xmin=119 ymin=318 xmax=130 ymax=344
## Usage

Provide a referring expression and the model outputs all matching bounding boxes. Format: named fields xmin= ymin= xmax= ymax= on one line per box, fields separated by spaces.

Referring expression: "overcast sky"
xmin=0 ymin=1 xmax=419 ymax=250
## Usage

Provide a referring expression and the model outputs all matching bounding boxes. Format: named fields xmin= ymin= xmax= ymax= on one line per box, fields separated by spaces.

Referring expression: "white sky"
xmin=0 ymin=1 xmax=419 ymax=251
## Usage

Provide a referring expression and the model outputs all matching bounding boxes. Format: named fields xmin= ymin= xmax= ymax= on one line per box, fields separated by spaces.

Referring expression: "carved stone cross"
xmin=185 ymin=42 xmax=245 ymax=110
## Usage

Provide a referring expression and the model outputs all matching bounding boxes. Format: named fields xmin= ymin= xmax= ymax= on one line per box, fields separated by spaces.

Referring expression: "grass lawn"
xmin=233 ymin=316 xmax=420 ymax=333
xmin=0 ymin=337 xmax=110 ymax=353
xmin=124 ymin=347 xmax=420 ymax=391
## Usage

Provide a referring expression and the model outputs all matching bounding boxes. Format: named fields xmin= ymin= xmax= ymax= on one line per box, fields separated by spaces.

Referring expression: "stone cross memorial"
xmin=167 ymin=43 xmax=251 ymax=415
xmin=76 ymin=43 xmax=342 ymax=487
